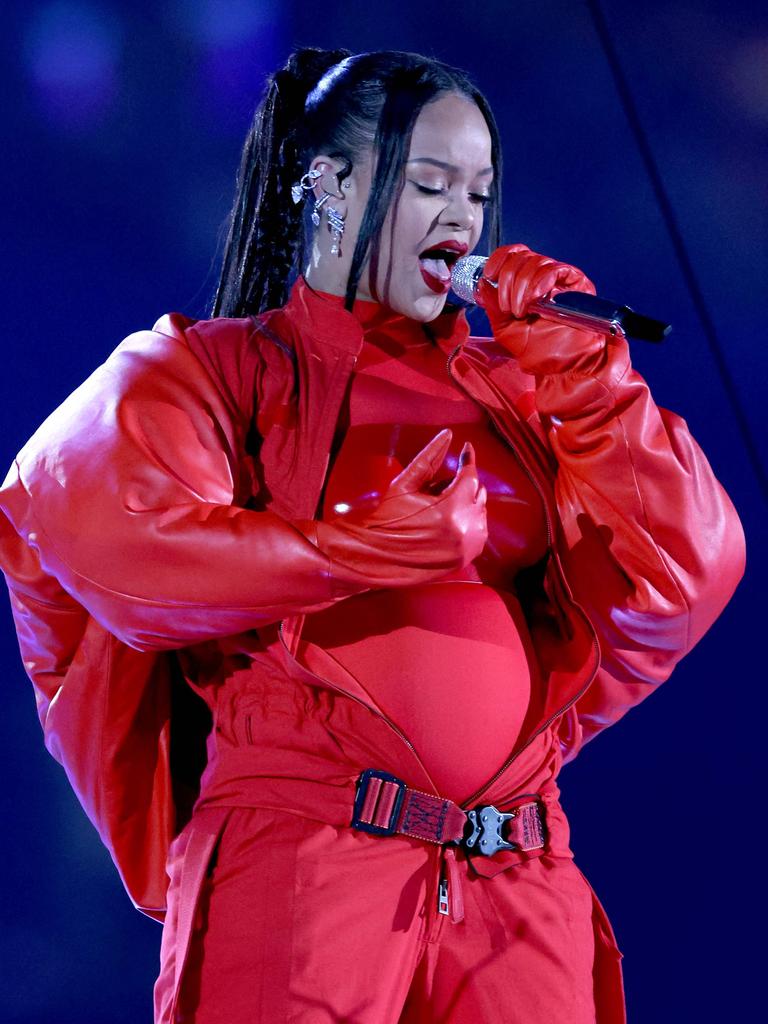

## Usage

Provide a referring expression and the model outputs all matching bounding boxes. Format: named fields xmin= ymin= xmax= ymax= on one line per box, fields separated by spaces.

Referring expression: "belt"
xmin=350 ymin=768 xmax=547 ymax=923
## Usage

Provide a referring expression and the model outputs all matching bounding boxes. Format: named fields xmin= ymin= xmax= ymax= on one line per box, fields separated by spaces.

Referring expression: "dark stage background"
xmin=2 ymin=2 xmax=765 ymax=1021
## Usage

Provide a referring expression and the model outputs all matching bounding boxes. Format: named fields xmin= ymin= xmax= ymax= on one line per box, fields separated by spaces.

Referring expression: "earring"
xmin=327 ymin=206 xmax=346 ymax=256
xmin=291 ymin=169 xmax=322 ymax=204
xmin=311 ymin=192 xmax=330 ymax=227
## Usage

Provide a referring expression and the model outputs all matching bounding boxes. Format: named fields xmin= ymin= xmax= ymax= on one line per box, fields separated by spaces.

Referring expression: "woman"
xmin=0 ymin=48 xmax=745 ymax=1023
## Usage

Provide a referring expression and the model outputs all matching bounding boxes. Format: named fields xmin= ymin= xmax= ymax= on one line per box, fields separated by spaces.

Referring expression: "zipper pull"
xmin=438 ymin=877 xmax=450 ymax=916
xmin=439 ymin=846 xmax=465 ymax=923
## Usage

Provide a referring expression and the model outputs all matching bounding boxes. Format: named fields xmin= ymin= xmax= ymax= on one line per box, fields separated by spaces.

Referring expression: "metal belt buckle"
xmin=351 ymin=769 xmax=407 ymax=836
xmin=463 ymin=804 xmax=519 ymax=856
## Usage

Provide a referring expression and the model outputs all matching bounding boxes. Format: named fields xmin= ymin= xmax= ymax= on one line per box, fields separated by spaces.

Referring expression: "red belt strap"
xmin=351 ymin=768 xmax=546 ymax=852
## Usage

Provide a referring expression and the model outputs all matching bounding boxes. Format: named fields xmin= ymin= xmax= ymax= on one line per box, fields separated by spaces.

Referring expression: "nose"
xmin=439 ymin=190 xmax=476 ymax=232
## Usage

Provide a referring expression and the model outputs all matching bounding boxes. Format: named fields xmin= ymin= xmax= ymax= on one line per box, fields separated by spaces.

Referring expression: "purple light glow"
xmin=166 ymin=0 xmax=279 ymax=49
xmin=24 ymin=1 xmax=123 ymax=129
xmin=198 ymin=31 xmax=283 ymax=113
xmin=163 ymin=0 xmax=286 ymax=135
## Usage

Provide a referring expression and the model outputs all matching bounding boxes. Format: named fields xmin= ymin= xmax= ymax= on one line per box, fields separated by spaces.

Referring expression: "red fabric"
xmin=153 ymin=718 xmax=592 ymax=1023
xmin=156 ymin=806 xmax=605 ymax=1024
xmin=0 ymin=274 xmax=746 ymax=1023
xmin=302 ymin=298 xmax=546 ymax=802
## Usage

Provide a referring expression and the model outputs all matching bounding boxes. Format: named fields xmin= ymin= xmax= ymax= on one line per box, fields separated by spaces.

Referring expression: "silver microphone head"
xmin=450 ymin=255 xmax=488 ymax=304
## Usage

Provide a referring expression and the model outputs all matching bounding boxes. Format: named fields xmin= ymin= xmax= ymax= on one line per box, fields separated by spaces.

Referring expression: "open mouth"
xmin=418 ymin=245 xmax=466 ymax=293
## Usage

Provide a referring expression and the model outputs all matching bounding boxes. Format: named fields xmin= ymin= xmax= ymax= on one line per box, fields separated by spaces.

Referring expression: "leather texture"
xmin=479 ymin=242 xmax=604 ymax=375
xmin=0 ymin=270 xmax=746 ymax=929
xmin=293 ymin=430 xmax=488 ymax=595
xmin=294 ymin=312 xmax=542 ymax=803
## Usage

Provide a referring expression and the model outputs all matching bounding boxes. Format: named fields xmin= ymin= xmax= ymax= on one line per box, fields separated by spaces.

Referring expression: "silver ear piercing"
xmin=290 ymin=166 xmax=346 ymax=256
xmin=291 ymin=169 xmax=322 ymax=204
xmin=327 ymin=206 xmax=346 ymax=256
xmin=311 ymin=192 xmax=330 ymax=226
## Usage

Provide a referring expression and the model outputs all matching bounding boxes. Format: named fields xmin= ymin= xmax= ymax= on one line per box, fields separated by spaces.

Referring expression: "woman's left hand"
xmin=478 ymin=244 xmax=608 ymax=376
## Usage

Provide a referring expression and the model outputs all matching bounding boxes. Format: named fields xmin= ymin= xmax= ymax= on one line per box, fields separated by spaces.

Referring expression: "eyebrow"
xmin=407 ymin=158 xmax=494 ymax=176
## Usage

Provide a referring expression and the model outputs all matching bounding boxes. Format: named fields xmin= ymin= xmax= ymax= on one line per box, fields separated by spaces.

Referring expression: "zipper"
xmin=276 ymin=340 xmax=598 ymax=830
xmin=444 ymin=342 xmax=601 ymax=810
xmin=437 ymin=877 xmax=450 ymax=916
xmin=275 ymin=345 xmax=447 ymax=793
xmin=445 ymin=342 xmax=554 ymax=551
xmin=277 ymin=621 xmax=442 ymax=797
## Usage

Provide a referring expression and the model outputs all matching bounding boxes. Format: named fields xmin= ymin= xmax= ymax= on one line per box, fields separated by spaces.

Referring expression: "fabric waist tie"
xmin=164 ymin=751 xmax=571 ymax=1017
xmin=191 ymin=752 xmax=571 ymax=928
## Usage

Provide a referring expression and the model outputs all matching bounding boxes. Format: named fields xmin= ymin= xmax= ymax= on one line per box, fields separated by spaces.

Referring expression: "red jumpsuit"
xmin=0 ymin=278 xmax=745 ymax=1023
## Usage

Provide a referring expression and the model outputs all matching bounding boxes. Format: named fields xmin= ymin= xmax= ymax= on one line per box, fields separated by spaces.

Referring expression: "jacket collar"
xmin=283 ymin=276 xmax=471 ymax=358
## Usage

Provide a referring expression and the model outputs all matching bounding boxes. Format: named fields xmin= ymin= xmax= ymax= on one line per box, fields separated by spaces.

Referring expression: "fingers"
xmin=499 ymin=256 xmax=558 ymax=316
xmin=389 ymin=428 xmax=453 ymax=492
xmin=488 ymin=245 xmax=595 ymax=317
xmin=484 ymin=243 xmax=528 ymax=283
xmin=444 ymin=442 xmax=485 ymax=504
xmin=529 ymin=262 xmax=592 ymax=303
xmin=386 ymin=435 xmax=487 ymax=533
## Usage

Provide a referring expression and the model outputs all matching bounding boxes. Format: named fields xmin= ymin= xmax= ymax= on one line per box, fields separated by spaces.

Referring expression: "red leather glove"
xmin=478 ymin=244 xmax=607 ymax=376
xmin=294 ymin=429 xmax=488 ymax=595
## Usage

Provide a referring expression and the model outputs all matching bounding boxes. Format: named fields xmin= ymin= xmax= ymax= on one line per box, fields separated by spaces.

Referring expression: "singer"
xmin=0 ymin=49 xmax=744 ymax=1024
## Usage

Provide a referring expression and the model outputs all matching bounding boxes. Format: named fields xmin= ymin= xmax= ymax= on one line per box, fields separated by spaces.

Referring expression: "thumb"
xmin=389 ymin=429 xmax=453 ymax=493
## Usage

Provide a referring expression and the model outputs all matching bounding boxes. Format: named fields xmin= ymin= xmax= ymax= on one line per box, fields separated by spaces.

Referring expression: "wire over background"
xmin=585 ymin=0 xmax=768 ymax=505
xmin=1 ymin=3 xmax=764 ymax=1021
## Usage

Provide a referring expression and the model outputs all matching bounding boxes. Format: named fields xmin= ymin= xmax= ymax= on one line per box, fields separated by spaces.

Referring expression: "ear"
xmin=308 ymin=154 xmax=348 ymax=201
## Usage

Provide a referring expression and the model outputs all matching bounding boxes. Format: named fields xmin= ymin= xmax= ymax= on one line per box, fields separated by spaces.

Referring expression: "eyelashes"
xmin=410 ymin=182 xmax=492 ymax=206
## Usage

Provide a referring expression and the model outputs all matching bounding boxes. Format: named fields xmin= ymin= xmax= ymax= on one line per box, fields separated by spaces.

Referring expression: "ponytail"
xmin=212 ymin=48 xmax=350 ymax=317
xmin=212 ymin=49 xmax=503 ymax=319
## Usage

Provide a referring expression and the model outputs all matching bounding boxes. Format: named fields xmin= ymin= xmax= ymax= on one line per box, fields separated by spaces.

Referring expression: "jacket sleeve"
xmin=0 ymin=314 xmax=348 ymax=653
xmin=526 ymin=332 xmax=746 ymax=752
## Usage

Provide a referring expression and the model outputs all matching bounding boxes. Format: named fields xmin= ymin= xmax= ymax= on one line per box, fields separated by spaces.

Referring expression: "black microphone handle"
xmin=450 ymin=255 xmax=671 ymax=344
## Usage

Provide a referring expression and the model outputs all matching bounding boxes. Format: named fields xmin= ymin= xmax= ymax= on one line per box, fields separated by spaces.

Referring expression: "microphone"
xmin=451 ymin=255 xmax=671 ymax=343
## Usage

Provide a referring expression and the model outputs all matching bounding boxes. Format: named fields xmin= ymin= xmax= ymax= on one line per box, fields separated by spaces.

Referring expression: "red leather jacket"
xmin=0 ymin=278 xmax=745 ymax=919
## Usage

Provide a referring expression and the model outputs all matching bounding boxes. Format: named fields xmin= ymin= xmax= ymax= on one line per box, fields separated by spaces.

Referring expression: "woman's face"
xmin=306 ymin=92 xmax=494 ymax=322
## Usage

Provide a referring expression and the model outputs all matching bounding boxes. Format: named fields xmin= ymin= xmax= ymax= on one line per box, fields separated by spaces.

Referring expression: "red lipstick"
xmin=427 ymin=240 xmax=469 ymax=257
xmin=418 ymin=240 xmax=469 ymax=294
xmin=419 ymin=267 xmax=451 ymax=293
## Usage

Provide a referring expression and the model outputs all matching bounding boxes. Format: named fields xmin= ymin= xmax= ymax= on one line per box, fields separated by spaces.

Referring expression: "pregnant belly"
xmin=300 ymin=581 xmax=535 ymax=804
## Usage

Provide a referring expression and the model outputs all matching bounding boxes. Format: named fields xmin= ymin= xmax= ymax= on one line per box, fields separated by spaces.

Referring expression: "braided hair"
xmin=211 ymin=49 xmax=503 ymax=317
xmin=212 ymin=48 xmax=349 ymax=318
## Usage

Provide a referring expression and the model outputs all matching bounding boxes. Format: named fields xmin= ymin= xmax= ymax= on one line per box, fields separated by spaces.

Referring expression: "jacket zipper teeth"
xmin=458 ymin=655 xmax=598 ymax=809
xmin=278 ymin=621 xmax=447 ymax=794
xmin=277 ymin=621 xmax=444 ymax=791
xmin=445 ymin=343 xmax=599 ymax=809
xmin=275 ymin=346 xmax=441 ymax=793
xmin=277 ymin=342 xmax=598 ymax=812
xmin=445 ymin=343 xmax=553 ymax=547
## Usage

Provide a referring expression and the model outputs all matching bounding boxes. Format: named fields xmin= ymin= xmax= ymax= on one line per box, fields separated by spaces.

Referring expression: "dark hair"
xmin=211 ymin=48 xmax=503 ymax=317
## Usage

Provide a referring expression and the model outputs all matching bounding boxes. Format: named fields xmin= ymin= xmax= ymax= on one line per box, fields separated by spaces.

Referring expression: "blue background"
xmin=1 ymin=1 xmax=765 ymax=1020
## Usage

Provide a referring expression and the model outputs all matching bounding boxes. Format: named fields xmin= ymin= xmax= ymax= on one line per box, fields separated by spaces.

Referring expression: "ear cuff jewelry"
xmin=311 ymin=192 xmax=330 ymax=226
xmin=326 ymin=206 xmax=345 ymax=256
xmin=291 ymin=167 xmax=346 ymax=256
xmin=290 ymin=169 xmax=322 ymax=204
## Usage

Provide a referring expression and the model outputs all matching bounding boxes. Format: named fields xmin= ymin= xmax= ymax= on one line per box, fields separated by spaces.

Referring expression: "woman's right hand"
xmin=293 ymin=429 xmax=488 ymax=593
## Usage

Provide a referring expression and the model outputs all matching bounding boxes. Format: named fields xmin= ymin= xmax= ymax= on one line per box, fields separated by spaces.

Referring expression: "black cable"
xmin=585 ymin=0 xmax=768 ymax=505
